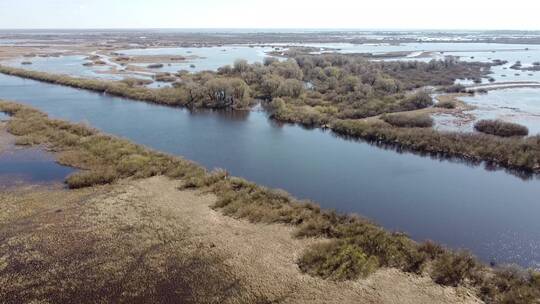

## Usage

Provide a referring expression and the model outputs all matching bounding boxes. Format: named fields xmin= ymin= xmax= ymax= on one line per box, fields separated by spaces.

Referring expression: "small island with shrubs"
xmin=474 ymin=119 xmax=529 ymax=137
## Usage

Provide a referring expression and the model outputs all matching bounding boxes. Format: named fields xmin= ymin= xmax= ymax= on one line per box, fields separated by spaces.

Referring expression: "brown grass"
xmin=474 ymin=119 xmax=529 ymax=137
xmin=380 ymin=113 xmax=434 ymax=128
xmin=0 ymin=184 xmax=245 ymax=304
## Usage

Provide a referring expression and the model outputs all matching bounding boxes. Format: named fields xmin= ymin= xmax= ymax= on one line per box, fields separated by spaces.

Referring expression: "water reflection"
xmin=330 ymin=131 xmax=539 ymax=181
xmin=188 ymin=108 xmax=251 ymax=122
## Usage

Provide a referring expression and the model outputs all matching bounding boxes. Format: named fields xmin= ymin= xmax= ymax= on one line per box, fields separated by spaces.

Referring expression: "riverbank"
xmin=1 ymin=101 xmax=539 ymax=303
xmin=0 ymin=108 xmax=480 ymax=303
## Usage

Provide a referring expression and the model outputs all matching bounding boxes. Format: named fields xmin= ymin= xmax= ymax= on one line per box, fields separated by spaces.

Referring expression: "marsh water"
xmin=119 ymin=45 xmax=277 ymax=72
xmin=0 ymin=147 xmax=74 ymax=187
xmin=5 ymin=42 xmax=540 ymax=82
xmin=3 ymin=55 xmax=123 ymax=80
xmin=1 ymin=73 xmax=540 ymax=269
xmin=0 ymin=112 xmax=74 ymax=187
xmin=433 ymin=88 xmax=540 ymax=134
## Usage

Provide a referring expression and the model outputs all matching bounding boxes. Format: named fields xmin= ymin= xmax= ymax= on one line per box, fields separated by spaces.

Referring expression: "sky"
xmin=1 ymin=0 xmax=539 ymax=30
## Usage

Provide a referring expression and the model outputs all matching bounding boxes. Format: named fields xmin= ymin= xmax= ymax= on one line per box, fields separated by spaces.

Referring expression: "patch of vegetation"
xmin=0 ymin=101 xmax=206 ymax=189
xmin=120 ymin=77 xmax=154 ymax=87
xmin=331 ymin=119 xmax=540 ymax=172
xmin=431 ymin=251 xmax=480 ymax=286
xmin=298 ymin=240 xmax=379 ymax=280
xmin=474 ymin=119 xmax=529 ymax=137
xmin=1 ymin=101 xmax=539 ymax=303
xmin=510 ymin=61 xmax=522 ymax=70
xmin=154 ymin=72 xmax=177 ymax=82
xmin=444 ymin=84 xmax=467 ymax=93
xmin=381 ymin=113 xmax=434 ymax=128
xmin=147 ymin=63 xmax=164 ymax=69
xmin=435 ymin=100 xmax=457 ymax=109
xmin=521 ymin=64 xmax=540 ymax=72
xmin=0 ymin=65 xmax=252 ymax=109
xmin=492 ymin=59 xmax=508 ymax=66
xmin=478 ymin=266 xmax=540 ymax=304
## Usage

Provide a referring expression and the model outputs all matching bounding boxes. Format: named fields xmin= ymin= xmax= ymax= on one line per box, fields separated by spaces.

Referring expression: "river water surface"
xmin=1 ymin=73 xmax=539 ymax=269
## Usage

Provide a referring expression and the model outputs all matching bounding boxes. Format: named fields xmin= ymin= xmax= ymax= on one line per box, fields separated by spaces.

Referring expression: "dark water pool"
xmin=0 ymin=147 xmax=74 ymax=187
xmin=1 ymin=73 xmax=539 ymax=269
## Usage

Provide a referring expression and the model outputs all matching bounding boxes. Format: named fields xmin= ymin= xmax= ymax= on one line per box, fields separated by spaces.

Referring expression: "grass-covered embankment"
xmin=1 ymin=100 xmax=539 ymax=304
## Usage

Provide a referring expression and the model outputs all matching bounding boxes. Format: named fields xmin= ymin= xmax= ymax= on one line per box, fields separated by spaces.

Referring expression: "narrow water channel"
xmin=1 ymin=73 xmax=539 ymax=269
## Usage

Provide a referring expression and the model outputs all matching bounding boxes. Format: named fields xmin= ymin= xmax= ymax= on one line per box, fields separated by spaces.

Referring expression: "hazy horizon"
xmin=1 ymin=0 xmax=539 ymax=30
xmin=1 ymin=28 xmax=540 ymax=32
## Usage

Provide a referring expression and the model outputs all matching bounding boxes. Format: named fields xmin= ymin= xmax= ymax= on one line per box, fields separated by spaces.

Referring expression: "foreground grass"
xmin=1 ymin=101 xmax=539 ymax=303
xmin=0 ymin=187 xmax=245 ymax=304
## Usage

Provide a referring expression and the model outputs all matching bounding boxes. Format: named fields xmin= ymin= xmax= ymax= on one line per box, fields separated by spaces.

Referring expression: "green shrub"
xmin=479 ymin=266 xmax=540 ymax=304
xmin=397 ymin=91 xmax=434 ymax=111
xmin=66 ymin=169 xmax=117 ymax=189
xmin=298 ymin=240 xmax=379 ymax=280
xmin=418 ymin=240 xmax=445 ymax=260
xmin=431 ymin=251 xmax=479 ymax=286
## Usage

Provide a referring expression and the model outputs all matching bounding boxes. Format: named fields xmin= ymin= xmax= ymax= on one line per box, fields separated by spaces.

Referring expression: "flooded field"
xmin=3 ymin=55 xmax=124 ymax=80
xmin=119 ymin=45 xmax=277 ymax=72
xmin=434 ymin=88 xmax=540 ymax=135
